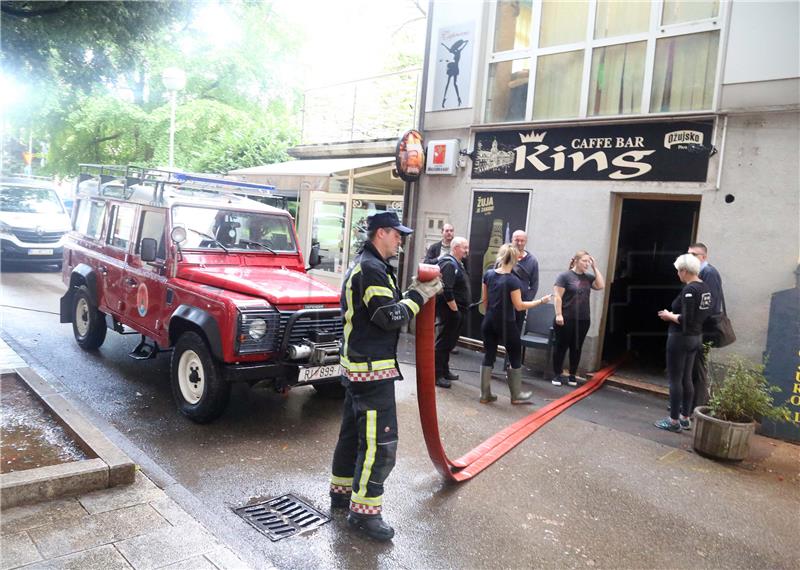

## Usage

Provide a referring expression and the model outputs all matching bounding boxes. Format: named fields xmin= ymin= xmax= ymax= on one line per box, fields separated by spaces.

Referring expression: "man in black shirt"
xmin=688 ymin=242 xmax=726 ymax=410
xmin=423 ymin=222 xmax=454 ymax=263
xmin=435 ymin=236 xmax=470 ymax=388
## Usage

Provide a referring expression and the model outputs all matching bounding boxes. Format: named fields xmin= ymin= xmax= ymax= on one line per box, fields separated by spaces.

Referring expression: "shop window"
xmin=347 ymin=199 xmax=404 ymax=268
xmin=588 ymin=41 xmax=646 ymax=116
xmin=662 ymin=0 xmax=719 ymax=26
xmin=533 ymin=50 xmax=583 ymax=119
xmin=493 ymin=0 xmax=533 ymax=52
xmin=311 ymin=201 xmax=346 ymax=273
xmin=594 ymin=0 xmax=650 ymax=39
xmin=329 ymin=177 xmax=348 ymax=194
xmin=650 ymin=31 xmax=719 ymax=113
xmin=485 ymin=58 xmax=530 ymax=123
xmin=539 ymin=0 xmax=589 ymax=48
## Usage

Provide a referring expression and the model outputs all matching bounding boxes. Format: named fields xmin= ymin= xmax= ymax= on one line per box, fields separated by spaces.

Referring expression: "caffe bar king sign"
xmin=472 ymin=119 xmax=714 ymax=182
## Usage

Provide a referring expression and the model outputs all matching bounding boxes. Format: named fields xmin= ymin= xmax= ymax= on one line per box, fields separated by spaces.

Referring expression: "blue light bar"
xmin=172 ymin=172 xmax=276 ymax=193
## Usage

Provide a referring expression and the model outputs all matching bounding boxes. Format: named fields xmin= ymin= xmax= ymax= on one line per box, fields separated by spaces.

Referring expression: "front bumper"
xmin=1 ymin=239 xmax=64 ymax=263
xmin=223 ymin=360 xmax=341 ymax=387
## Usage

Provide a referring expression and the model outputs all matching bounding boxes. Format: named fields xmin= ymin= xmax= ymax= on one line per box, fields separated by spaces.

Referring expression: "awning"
xmin=229 ymin=156 xmax=393 ymax=177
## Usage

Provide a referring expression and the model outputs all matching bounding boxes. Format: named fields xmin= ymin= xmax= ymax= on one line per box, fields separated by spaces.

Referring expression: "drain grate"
xmin=233 ymin=494 xmax=330 ymax=541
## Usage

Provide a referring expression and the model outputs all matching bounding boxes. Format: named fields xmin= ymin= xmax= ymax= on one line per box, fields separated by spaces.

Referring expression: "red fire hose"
xmin=414 ymin=264 xmax=620 ymax=482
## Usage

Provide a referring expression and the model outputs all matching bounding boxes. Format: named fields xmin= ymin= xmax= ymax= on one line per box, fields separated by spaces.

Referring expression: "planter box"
xmin=692 ymin=406 xmax=755 ymax=461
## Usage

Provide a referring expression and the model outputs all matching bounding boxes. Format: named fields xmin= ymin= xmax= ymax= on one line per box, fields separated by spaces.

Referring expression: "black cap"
xmin=366 ymin=212 xmax=413 ymax=235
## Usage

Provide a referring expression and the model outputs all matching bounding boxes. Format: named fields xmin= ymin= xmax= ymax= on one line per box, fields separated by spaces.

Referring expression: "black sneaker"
xmin=444 ymin=371 xmax=459 ymax=381
xmin=435 ymin=377 xmax=452 ymax=388
xmin=347 ymin=512 xmax=395 ymax=541
xmin=330 ymin=493 xmax=351 ymax=509
xmin=552 ymin=375 xmax=565 ymax=386
xmin=567 ymin=375 xmax=578 ymax=386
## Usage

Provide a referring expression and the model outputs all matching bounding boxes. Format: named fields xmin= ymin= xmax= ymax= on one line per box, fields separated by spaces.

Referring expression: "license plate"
xmin=28 ymin=249 xmax=54 ymax=256
xmin=298 ymin=364 xmax=342 ymax=383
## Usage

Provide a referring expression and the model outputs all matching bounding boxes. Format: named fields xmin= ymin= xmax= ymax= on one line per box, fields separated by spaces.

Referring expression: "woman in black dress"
xmin=552 ymin=250 xmax=605 ymax=387
xmin=655 ymin=253 xmax=713 ymax=432
xmin=480 ymin=244 xmax=551 ymax=404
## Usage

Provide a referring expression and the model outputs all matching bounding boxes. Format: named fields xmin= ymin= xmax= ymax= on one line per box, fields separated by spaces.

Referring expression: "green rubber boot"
xmin=480 ymin=366 xmax=497 ymax=404
xmin=508 ymin=367 xmax=533 ymax=404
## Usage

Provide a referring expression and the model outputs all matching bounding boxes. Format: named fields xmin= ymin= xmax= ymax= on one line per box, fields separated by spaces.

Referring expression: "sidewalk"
xmin=0 ymin=337 xmax=250 ymax=570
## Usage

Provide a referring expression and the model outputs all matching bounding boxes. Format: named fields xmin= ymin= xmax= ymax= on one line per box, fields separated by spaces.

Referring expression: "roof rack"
xmin=76 ymin=164 xmax=277 ymax=206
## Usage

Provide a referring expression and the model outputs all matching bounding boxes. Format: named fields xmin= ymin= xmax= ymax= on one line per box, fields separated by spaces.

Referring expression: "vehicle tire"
xmin=72 ymin=285 xmax=107 ymax=350
xmin=313 ymin=381 xmax=346 ymax=399
xmin=170 ymin=331 xmax=230 ymax=423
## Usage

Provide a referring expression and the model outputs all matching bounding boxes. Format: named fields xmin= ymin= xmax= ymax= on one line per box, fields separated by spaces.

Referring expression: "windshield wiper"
xmin=239 ymin=239 xmax=276 ymax=254
xmin=185 ymin=227 xmax=230 ymax=253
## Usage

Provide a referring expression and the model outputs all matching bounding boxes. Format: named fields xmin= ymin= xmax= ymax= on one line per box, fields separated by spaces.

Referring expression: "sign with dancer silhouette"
xmin=433 ymin=23 xmax=474 ymax=111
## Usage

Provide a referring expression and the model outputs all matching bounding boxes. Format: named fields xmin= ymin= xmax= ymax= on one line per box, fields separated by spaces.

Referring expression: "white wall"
xmin=724 ymin=0 xmax=800 ymax=84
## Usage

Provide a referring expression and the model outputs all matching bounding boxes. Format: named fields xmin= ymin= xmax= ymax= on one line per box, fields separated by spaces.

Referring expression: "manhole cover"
xmin=233 ymin=494 xmax=330 ymax=541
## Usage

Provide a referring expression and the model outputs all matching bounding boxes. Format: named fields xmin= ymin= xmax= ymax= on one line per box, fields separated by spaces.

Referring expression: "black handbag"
xmin=703 ymin=291 xmax=736 ymax=348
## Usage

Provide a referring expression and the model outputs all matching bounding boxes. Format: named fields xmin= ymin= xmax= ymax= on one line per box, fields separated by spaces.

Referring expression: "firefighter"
xmin=330 ymin=211 xmax=442 ymax=541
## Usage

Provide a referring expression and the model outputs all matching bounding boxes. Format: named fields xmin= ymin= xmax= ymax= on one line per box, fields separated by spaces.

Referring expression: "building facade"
xmin=415 ymin=0 xmax=799 ymax=373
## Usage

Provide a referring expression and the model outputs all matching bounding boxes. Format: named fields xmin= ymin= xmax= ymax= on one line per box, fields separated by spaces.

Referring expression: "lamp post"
xmin=161 ymin=68 xmax=186 ymax=169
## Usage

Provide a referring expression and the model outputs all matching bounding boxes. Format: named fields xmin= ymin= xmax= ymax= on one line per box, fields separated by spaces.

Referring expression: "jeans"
xmin=666 ymin=333 xmax=702 ymax=420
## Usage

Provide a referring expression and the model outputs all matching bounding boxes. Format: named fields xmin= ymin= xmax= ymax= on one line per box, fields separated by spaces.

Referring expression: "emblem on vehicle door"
xmin=137 ymin=283 xmax=149 ymax=317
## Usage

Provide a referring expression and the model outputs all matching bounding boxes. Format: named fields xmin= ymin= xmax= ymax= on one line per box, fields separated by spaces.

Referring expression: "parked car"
xmin=0 ymin=176 xmax=72 ymax=268
xmin=60 ymin=165 xmax=343 ymax=423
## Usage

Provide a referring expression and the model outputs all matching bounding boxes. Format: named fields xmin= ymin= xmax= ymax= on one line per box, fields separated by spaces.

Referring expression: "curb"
xmin=0 ymin=366 xmax=136 ymax=508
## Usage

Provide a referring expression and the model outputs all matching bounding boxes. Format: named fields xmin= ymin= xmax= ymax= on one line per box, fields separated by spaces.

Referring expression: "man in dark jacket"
xmin=423 ymin=222 xmax=454 ymax=263
xmin=330 ymin=212 xmax=441 ymax=541
xmin=434 ymin=236 xmax=470 ymax=388
xmin=688 ymin=242 xmax=726 ymax=410
xmin=511 ymin=229 xmax=540 ymax=334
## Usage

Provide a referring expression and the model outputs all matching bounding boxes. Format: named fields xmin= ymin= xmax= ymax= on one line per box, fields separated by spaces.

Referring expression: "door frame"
xmin=595 ymin=192 xmax=702 ymax=367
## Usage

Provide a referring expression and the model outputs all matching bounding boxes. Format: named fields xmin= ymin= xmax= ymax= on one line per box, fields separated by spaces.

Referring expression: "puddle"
xmin=1 ymin=373 xmax=89 ymax=474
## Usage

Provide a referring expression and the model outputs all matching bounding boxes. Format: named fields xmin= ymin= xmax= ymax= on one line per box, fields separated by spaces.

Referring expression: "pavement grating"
xmin=233 ymin=494 xmax=329 ymax=542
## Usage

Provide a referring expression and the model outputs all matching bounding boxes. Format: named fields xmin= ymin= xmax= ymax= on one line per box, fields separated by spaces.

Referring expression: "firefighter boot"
xmin=508 ymin=367 xmax=533 ymax=404
xmin=330 ymin=492 xmax=351 ymax=509
xmin=347 ymin=512 xmax=395 ymax=541
xmin=480 ymin=366 xmax=497 ymax=404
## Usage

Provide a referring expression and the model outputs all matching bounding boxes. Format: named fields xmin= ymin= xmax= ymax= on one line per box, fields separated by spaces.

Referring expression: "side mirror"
xmin=307 ymin=243 xmax=322 ymax=268
xmin=140 ymin=238 xmax=158 ymax=262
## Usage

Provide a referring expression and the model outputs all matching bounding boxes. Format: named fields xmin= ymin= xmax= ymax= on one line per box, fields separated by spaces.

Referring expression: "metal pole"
xmin=168 ymin=90 xmax=177 ymax=168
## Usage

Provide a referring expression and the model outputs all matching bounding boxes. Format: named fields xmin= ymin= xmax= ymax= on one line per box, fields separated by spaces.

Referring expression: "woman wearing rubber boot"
xmin=480 ymin=244 xmax=552 ymax=404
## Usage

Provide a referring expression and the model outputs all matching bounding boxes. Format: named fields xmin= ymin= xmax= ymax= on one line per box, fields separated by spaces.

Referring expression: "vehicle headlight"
xmin=248 ymin=318 xmax=267 ymax=340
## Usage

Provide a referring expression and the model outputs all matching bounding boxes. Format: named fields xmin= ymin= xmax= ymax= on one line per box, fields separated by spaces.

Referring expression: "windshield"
xmin=0 ymin=186 xmax=65 ymax=214
xmin=172 ymin=206 xmax=297 ymax=252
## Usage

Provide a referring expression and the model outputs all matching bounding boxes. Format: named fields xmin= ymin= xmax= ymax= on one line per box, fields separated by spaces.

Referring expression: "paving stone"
xmin=78 ymin=473 xmax=161 ymax=515
xmin=93 ymin=503 xmax=170 ymax=541
xmin=148 ymin=497 xmax=196 ymax=528
xmin=114 ymin=522 xmax=216 ymax=570
xmin=160 ymin=555 xmax=218 ymax=570
xmin=0 ymin=531 xmax=42 ymax=570
xmin=0 ymin=498 xmax=86 ymax=536
xmin=21 ymin=544 xmax=132 ymax=570
xmin=27 ymin=515 xmax=115 ymax=559
xmin=204 ymin=546 xmax=253 ymax=570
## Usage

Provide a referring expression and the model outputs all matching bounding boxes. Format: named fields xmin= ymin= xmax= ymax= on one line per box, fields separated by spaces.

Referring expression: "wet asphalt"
xmin=1 ymin=266 xmax=798 ymax=569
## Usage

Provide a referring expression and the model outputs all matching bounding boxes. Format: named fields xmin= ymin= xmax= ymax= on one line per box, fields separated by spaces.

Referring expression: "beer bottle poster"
xmin=465 ymin=190 xmax=531 ymax=339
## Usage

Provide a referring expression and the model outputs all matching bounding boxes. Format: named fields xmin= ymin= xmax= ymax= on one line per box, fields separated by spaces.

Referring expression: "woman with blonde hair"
xmin=552 ymin=250 xmax=605 ymax=387
xmin=480 ymin=244 xmax=552 ymax=404
xmin=654 ymin=253 xmax=713 ymax=432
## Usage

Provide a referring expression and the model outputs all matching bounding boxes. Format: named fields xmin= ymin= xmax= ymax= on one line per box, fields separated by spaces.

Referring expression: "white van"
xmin=0 ymin=176 xmax=72 ymax=268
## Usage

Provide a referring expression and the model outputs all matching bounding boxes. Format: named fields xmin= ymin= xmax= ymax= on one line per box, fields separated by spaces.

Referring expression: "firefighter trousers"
xmin=331 ymin=380 xmax=398 ymax=515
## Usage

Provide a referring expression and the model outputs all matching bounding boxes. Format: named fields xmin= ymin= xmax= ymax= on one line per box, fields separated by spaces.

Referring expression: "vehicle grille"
xmin=11 ymin=229 xmax=64 ymax=244
xmin=277 ymin=310 xmax=343 ymax=349
xmin=236 ymin=308 xmax=343 ymax=355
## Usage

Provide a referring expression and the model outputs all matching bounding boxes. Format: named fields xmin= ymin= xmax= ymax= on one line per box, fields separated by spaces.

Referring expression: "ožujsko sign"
xmin=471 ymin=119 xmax=714 ymax=182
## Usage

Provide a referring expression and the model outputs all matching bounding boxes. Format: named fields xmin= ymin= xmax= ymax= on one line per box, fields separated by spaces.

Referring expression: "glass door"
xmin=346 ymin=196 xmax=404 ymax=269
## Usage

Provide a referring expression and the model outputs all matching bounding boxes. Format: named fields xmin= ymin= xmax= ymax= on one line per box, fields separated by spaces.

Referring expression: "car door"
xmin=102 ymin=203 xmax=137 ymax=317
xmin=122 ymin=208 xmax=169 ymax=340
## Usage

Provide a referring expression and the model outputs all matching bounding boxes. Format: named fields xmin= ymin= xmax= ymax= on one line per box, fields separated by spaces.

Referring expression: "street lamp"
xmin=161 ymin=67 xmax=186 ymax=169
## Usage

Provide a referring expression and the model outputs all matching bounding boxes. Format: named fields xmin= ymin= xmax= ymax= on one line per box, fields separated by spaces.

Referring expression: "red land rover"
xmin=60 ymin=165 xmax=343 ymax=423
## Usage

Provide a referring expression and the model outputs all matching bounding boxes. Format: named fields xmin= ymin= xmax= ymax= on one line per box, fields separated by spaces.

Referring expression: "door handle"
xmin=125 ymin=277 xmax=137 ymax=287
xmin=99 ymin=266 xmax=108 ymax=276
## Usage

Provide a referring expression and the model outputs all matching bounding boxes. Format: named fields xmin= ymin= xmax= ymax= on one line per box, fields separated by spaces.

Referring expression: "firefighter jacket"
xmin=340 ymin=241 xmax=424 ymax=383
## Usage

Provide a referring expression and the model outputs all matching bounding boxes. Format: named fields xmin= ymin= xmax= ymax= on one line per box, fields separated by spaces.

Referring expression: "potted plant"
xmin=693 ymin=355 xmax=789 ymax=461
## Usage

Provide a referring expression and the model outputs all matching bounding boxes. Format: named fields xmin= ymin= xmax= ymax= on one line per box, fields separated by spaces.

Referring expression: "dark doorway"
xmin=602 ymin=198 xmax=699 ymax=370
